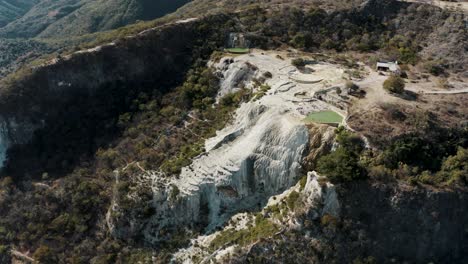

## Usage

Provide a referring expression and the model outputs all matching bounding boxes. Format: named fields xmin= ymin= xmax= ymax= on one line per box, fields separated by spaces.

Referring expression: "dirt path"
xmin=354 ymin=66 xmax=468 ymax=107
xmin=11 ymin=249 xmax=34 ymax=264
xmin=353 ymin=68 xmax=401 ymax=107
xmin=401 ymin=0 xmax=468 ymax=12
xmin=409 ymin=88 xmax=468 ymax=95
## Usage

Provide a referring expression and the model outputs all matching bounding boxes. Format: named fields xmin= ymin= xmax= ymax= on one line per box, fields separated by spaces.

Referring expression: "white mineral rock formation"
xmin=144 ymin=101 xmax=309 ymax=242
xmin=111 ymin=51 xmax=347 ymax=244
xmin=173 ymin=171 xmax=340 ymax=263
xmin=215 ymin=59 xmax=257 ymax=101
xmin=303 ymin=171 xmax=340 ymax=218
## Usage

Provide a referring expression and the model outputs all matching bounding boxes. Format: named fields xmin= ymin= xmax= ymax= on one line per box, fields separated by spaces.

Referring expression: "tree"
xmin=291 ymin=33 xmax=306 ymax=49
xmin=317 ymin=147 xmax=363 ymax=183
xmin=345 ymin=81 xmax=359 ymax=91
xmin=291 ymin=58 xmax=306 ymax=68
xmin=437 ymin=148 xmax=468 ymax=185
xmin=317 ymin=127 xmax=365 ymax=183
xmin=383 ymin=75 xmax=405 ymax=94
xmin=33 ymin=245 xmax=56 ymax=263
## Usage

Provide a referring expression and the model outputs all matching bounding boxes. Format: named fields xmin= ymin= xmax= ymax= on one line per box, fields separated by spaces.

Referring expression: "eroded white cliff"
xmin=172 ymin=171 xmax=340 ymax=263
xmin=143 ymin=102 xmax=309 ymax=242
xmin=108 ymin=50 xmax=347 ymax=245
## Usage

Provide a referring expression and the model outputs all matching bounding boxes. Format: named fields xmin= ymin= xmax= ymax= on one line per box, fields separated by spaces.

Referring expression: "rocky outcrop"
xmin=215 ymin=58 xmax=257 ymax=100
xmin=107 ymin=51 xmax=346 ymax=244
xmin=172 ymin=171 xmax=340 ymax=263
xmin=228 ymin=182 xmax=468 ymax=264
xmin=113 ymin=102 xmax=311 ymax=244
xmin=303 ymin=124 xmax=336 ymax=171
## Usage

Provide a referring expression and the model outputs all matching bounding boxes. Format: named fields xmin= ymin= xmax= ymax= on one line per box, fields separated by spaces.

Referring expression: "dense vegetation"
xmin=383 ymin=75 xmax=405 ymax=94
xmin=317 ymin=127 xmax=366 ymax=183
xmin=317 ymin=125 xmax=468 ymax=186
xmin=0 ymin=38 xmax=53 ymax=78
xmin=0 ymin=0 xmax=38 ymax=27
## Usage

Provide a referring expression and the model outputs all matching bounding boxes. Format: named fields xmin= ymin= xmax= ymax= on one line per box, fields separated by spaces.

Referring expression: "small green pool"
xmin=225 ymin=48 xmax=250 ymax=54
xmin=304 ymin=111 xmax=343 ymax=124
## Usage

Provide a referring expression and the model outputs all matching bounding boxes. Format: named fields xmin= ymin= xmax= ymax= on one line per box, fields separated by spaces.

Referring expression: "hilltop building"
xmin=376 ymin=61 xmax=401 ymax=74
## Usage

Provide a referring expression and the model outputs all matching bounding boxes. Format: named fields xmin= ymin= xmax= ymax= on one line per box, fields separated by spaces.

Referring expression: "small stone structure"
xmin=227 ymin=33 xmax=249 ymax=49
xmin=376 ymin=61 xmax=401 ymax=74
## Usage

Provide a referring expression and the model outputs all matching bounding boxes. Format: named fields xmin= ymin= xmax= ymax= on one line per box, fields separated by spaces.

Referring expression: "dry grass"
xmin=348 ymin=93 xmax=468 ymax=147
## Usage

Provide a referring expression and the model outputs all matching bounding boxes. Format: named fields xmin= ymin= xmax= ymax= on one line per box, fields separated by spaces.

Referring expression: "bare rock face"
xmin=142 ymin=102 xmax=309 ymax=243
xmin=172 ymin=171 xmax=340 ymax=263
xmin=303 ymin=124 xmax=336 ymax=171
xmin=215 ymin=58 xmax=258 ymax=101
xmin=303 ymin=171 xmax=340 ymax=218
xmin=0 ymin=16 xmax=227 ymax=145
xmin=107 ymin=51 xmax=345 ymax=244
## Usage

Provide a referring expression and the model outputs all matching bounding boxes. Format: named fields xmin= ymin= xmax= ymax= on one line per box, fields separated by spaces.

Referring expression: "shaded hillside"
xmin=0 ymin=0 xmax=191 ymax=78
xmin=0 ymin=0 xmax=191 ymax=38
xmin=0 ymin=14 xmax=235 ymax=262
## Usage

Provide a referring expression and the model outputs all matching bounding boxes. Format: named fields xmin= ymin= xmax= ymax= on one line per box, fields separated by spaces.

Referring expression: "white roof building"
xmin=376 ymin=61 xmax=401 ymax=72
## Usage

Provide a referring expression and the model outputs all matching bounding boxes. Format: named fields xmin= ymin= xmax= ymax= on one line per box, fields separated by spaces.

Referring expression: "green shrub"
xmin=292 ymin=58 xmax=306 ymax=68
xmin=299 ymin=176 xmax=308 ymax=190
xmin=210 ymin=216 xmax=279 ymax=250
xmin=290 ymin=33 xmax=307 ymax=48
xmin=383 ymin=75 xmax=405 ymax=94
xmin=320 ymin=214 xmax=338 ymax=227
xmin=170 ymin=185 xmax=180 ymax=200
xmin=317 ymin=127 xmax=365 ymax=183
xmin=286 ymin=191 xmax=301 ymax=210
xmin=423 ymin=61 xmax=445 ymax=76
xmin=345 ymin=81 xmax=359 ymax=91
xmin=436 ymin=148 xmax=468 ymax=185
xmin=252 ymin=84 xmax=271 ymax=101
xmin=33 ymin=245 xmax=56 ymax=263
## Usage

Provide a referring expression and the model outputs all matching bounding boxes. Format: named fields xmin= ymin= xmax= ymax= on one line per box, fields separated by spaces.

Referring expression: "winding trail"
xmin=416 ymin=88 xmax=468 ymax=95
xmin=401 ymin=0 xmax=468 ymax=13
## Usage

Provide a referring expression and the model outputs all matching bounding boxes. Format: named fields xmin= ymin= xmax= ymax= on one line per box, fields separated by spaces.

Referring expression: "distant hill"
xmin=172 ymin=0 xmax=366 ymax=17
xmin=0 ymin=0 xmax=192 ymax=77
xmin=0 ymin=0 xmax=191 ymax=38
xmin=0 ymin=0 xmax=39 ymax=27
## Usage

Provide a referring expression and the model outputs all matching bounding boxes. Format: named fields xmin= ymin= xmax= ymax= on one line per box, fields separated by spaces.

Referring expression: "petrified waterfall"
xmin=142 ymin=102 xmax=309 ymax=243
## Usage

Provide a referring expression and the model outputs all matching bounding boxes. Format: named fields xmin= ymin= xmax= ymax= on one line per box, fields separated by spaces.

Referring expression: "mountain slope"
xmin=0 ymin=0 xmax=39 ymax=27
xmin=172 ymin=0 xmax=366 ymax=17
xmin=0 ymin=0 xmax=466 ymax=263
xmin=0 ymin=0 xmax=191 ymax=38
xmin=0 ymin=0 xmax=192 ymax=78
